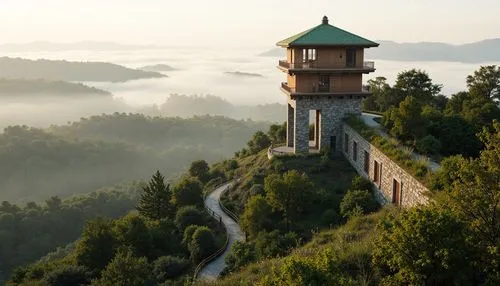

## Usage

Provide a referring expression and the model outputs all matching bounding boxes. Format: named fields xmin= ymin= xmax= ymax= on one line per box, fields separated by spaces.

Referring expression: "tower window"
xmin=302 ymin=48 xmax=316 ymax=62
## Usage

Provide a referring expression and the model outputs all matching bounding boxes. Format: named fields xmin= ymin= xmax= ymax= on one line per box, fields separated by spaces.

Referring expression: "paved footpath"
xmin=198 ymin=182 xmax=245 ymax=281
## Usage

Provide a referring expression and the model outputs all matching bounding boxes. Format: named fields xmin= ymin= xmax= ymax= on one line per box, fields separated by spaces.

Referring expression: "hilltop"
xmin=0 ymin=57 xmax=166 ymax=82
xmin=0 ymin=78 xmax=111 ymax=97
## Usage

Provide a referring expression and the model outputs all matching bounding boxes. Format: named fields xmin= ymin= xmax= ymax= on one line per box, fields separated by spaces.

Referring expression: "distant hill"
xmin=366 ymin=39 xmax=500 ymax=63
xmin=139 ymin=64 xmax=178 ymax=72
xmin=224 ymin=71 xmax=264 ymax=78
xmin=259 ymin=48 xmax=285 ymax=57
xmin=145 ymin=94 xmax=285 ymax=122
xmin=260 ymin=39 xmax=500 ymax=63
xmin=0 ymin=78 xmax=111 ymax=96
xmin=0 ymin=41 xmax=166 ymax=52
xmin=0 ymin=57 xmax=166 ymax=82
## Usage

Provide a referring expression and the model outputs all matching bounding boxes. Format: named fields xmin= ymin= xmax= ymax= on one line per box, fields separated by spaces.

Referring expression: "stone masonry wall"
xmin=342 ymin=123 xmax=429 ymax=207
xmin=288 ymin=95 xmax=362 ymax=153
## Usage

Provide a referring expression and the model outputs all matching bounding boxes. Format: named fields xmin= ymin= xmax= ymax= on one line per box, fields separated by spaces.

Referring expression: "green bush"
xmin=416 ymin=135 xmax=442 ymax=155
xmin=172 ymin=178 xmax=203 ymax=207
xmin=152 ymin=256 xmax=190 ymax=281
xmin=43 ymin=265 xmax=91 ymax=286
xmin=175 ymin=206 xmax=205 ymax=233
xmin=254 ymin=231 xmax=298 ymax=259
xmin=188 ymin=226 xmax=216 ymax=262
xmin=322 ymin=209 xmax=340 ymax=227
xmin=225 ymin=242 xmax=256 ymax=273
xmin=340 ymin=190 xmax=378 ymax=218
xmin=350 ymin=176 xmax=372 ymax=192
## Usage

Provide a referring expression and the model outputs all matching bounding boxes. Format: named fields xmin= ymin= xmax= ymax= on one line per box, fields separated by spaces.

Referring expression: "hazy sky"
xmin=1 ymin=0 xmax=499 ymax=48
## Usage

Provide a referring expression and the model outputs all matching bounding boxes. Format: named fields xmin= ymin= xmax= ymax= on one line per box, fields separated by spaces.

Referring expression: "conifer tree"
xmin=137 ymin=171 xmax=174 ymax=220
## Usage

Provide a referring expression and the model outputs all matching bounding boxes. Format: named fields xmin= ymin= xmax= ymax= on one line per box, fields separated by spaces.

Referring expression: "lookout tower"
xmin=276 ymin=16 xmax=378 ymax=154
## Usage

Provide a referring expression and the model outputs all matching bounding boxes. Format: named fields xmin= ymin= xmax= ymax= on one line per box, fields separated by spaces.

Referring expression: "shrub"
xmin=248 ymin=184 xmax=265 ymax=197
xmin=175 ymin=206 xmax=205 ymax=232
xmin=247 ymin=131 xmax=271 ymax=154
xmin=225 ymin=242 xmax=256 ymax=273
xmin=350 ymin=176 xmax=372 ymax=192
xmin=416 ymin=135 xmax=442 ymax=155
xmin=188 ymin=226 xmax=216 ymax=262
xmin=172 ymin=178 xmax=203 ymax=207
xmin=254 ymin=230 xmax=298 ymax=259
xmin=340 ymin=190 xmax=378 ymax=218
xmin=152 ymin=256 xmax=190 ymax=281
xmin=43 ymin=265 xmax=91 ymax=286
xmin=322 ymin=209 xmax=340 ymax=227
xmin=182 ymin=225 xmax=201 ymax=247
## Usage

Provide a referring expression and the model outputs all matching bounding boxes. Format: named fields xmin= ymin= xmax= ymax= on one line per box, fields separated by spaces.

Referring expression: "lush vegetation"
xmin=364 ymin=66 xmax=500 ymax=158
xmin=0 ymin=114 xmax=269 ymax=202
xmin=7 ymin=167 xmax=227 ymax=286
xmin=0 ymin=78 xmax=110 ymax=97
xmin=0 ymin=57 xmax=165 ymax=82
xmin=345 ymin=115 xmax=432 ymax=185
xmin=0 ymin=183 xmax=142 ymax=283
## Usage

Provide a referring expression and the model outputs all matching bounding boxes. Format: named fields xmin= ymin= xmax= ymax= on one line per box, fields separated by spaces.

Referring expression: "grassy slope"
xmin=220 ymin=151 xmax=357 ymax=233
xmin=200 ymin=209 xmax=391 ymax=286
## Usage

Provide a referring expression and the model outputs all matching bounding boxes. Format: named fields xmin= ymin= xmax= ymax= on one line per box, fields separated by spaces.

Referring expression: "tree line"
xmin=364 ymin=66 xmax=500 ymax=157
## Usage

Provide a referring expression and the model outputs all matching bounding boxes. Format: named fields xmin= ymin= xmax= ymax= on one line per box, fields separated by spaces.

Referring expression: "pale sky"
xmin=0 ymin=0 xmax=499 ymax=48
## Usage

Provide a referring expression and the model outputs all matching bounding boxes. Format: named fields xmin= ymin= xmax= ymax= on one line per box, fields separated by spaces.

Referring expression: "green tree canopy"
xmin=75 ymin=218 xmax=117 ymax=273
xmin=466 ymin=65 xmax=500 ymax=100
xmin=91 ymin=249 xmax=151 ymax=286
xmin=189 ymin=160 xmax=210 ymax=182
xmin=373 ymin=207 xmax=471 ymax=285
xmin=394 ymin=69 xmax=442 ymax=103
xmin=188 ymin=226 xmax=216 ymax=262
xmin=241 ymin=195 xmax=273 ymax=238
xmin=172 ymin=178 xmax=203 ymax=207
xmin=264 ymin=170 xmax=313 ymax=228
xmin=136 ymin=170 xmax=174 ymax=220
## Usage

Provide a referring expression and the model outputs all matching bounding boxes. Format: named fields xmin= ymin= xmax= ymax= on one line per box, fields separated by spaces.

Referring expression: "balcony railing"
xmin=363 ymin=61 xmax=375 ymax=69
xmin=281 ymin=82 xmax=372 ymax=95
xmin=279 ymin=60 xmax=375 ymax=70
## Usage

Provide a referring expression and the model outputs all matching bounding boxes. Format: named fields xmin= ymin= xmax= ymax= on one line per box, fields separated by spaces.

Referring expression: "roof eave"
xmin=287 ymin=43 xmax=379 ymax=48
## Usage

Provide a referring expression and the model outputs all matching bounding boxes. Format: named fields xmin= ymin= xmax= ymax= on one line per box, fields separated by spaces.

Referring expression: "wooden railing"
xmin=192 ymin=181 xmax=230 ymax=284
xmin=279 ymin=60 xmax=375 ymax=70
xmin=219 ymin=183 xmax=239 ymax=223
xmin=192 ymin=180 xmax=241 ymax=284
xmin=281 ymin=82 xmax=294 ymax=93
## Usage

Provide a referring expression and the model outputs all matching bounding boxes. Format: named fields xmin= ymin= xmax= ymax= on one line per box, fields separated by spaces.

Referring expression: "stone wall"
xmin=342 ymin=123 xmax=429 ymax=207
xmin=288 ymin=95 xmax=362 ymax=153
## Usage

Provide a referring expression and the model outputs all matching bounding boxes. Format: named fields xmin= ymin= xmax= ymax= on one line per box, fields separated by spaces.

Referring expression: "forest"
xmin=363 ymin=65 xmax=500 ymax=158
xmin=0 ymin=114 xmax=270 ymax=202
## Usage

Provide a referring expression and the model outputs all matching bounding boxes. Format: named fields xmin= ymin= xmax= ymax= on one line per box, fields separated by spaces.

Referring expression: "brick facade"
xmin=342 ymin=123 xmax=430 ymax=207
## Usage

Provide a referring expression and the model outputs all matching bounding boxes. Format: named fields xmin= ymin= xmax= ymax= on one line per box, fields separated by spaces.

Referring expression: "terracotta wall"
xmin=292 ymin=74 xmax=362 ymax=93
xmin=288 ymin=47 xmax=365 ymax=68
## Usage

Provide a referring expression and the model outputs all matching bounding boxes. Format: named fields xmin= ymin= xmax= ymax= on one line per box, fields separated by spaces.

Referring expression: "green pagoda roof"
xmin=277 ymin=16 xmax=379 ymax=48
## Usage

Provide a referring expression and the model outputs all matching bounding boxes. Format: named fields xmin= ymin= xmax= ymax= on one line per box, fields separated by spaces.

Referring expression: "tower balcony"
xmin=281 ymin=82 xmax=372 ymax=97
xmin=278 ymin=60 xmax=375 ymax=74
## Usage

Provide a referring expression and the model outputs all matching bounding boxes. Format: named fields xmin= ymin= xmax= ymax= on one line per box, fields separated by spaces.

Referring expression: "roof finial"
xmin=322 ymin=16 xmax=329 ymax=25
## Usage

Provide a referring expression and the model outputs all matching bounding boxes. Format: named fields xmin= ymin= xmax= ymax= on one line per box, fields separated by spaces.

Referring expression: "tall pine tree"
xmin=137 ymin=171 xmax=174 ymax=220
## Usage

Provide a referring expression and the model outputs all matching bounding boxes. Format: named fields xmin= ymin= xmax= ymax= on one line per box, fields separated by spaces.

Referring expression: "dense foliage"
xmin=0 ymin=114 xmax=269 ymax=202
xmin=214 ymin=121 xmax=500 ymax=286
xmin=8 ymin=169 xmax=226 ymax=285
xmin=365 ymin=67 xmax=500 ymax=157
xmin=0 ymin=183 xmax=141 ymax=283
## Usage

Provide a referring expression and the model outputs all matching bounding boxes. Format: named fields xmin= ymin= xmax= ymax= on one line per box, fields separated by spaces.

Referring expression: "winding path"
xmin=198 ymin=182 xmax=245 ymax=281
